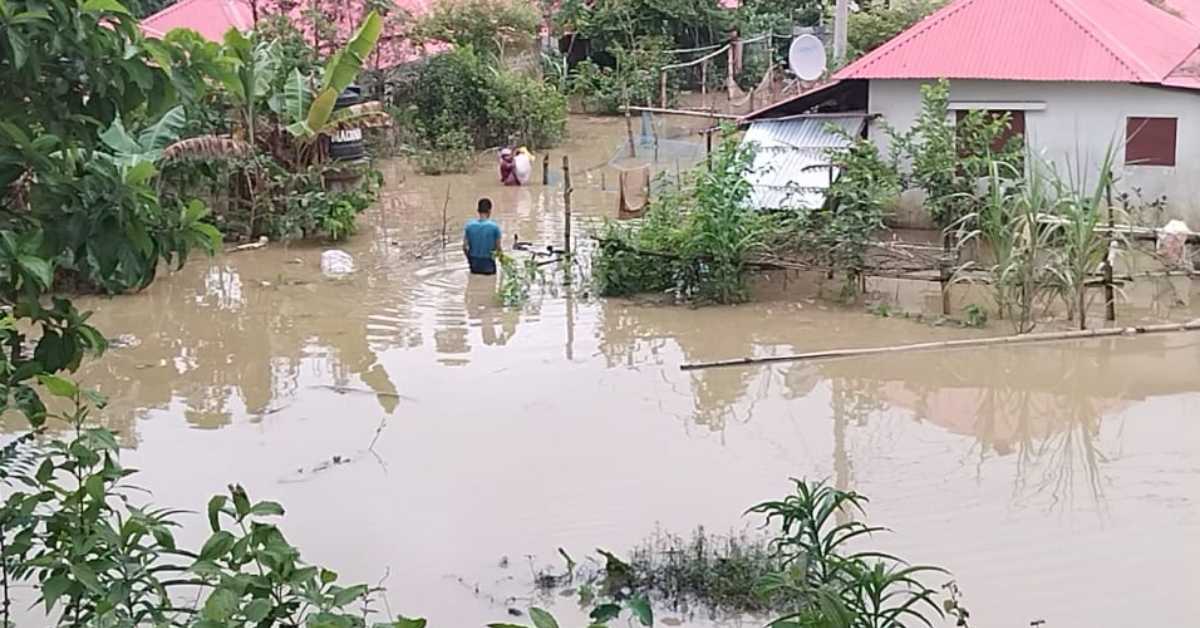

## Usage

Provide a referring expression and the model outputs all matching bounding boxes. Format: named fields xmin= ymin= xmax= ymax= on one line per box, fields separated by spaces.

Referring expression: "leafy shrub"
xmin=413 ymin=124 xmax=477 ymax=175
xmin=262 ymin=164 xmax=383 ymax=241
xmin=848 ymin=1 xmax=946 ymax=61
xmin=412 ymin=0 xmax=541 ymax=59
xmin=568 ymin=39 xmax=673 ymax=113
xmin=889 ymin=79 xmax=1023 ymax=229
xmin=594 ymin=133 xmax=769 ymax=304
xmin=405 ymin=46 xmax=568 ymax=151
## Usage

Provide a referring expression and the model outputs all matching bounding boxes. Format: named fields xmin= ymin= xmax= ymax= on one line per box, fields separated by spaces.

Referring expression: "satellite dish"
xmin=788 ymin=35 xmax=827 ymax=81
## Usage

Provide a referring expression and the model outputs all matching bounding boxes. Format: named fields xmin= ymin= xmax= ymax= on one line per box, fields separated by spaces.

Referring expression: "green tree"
xmin=848 ymin=0 xmax=945 ymax=60
xmin=412 ymin=0 xmax=541 ymax=60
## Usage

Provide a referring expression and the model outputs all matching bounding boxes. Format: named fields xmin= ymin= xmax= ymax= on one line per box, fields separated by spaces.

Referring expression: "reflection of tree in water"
xmin=75 ymin=260 xmax=407 ymax=435
xmin=965 ymin=353 xmax=1112 ymax=513
xmin=596 ymin=302 xmax=768 ymax=430
xmin=821 ymin=342 xmax=1164 ymax=512
xmin=827 ymin=376 xmax=888 ymax=496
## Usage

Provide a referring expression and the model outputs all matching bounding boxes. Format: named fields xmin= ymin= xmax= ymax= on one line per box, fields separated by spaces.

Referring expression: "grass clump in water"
xmin=626 ymin=527 xmax=788 ymax=615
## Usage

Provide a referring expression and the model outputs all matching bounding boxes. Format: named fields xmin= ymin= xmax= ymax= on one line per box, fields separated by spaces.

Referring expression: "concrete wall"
xmin=867 ymin=79 xmax=1200 ymax=228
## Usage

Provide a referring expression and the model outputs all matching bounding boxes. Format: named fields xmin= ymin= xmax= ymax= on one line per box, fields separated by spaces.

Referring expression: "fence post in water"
xmin=660 ymin=71 xmax=668 ymax=108
xmin=623 ymin=96 xmax=636 ymax=158
xmin=563 ymin=156 xmax=573 ymax=283
xmin=939 ymin=252 xmax=952 ymax=316
xmin=617 ymin=171 xmax=627 ymax=213
xmin=542 ymin=153 xmax=550 ymax=186
xmin=705 ymin=129 xmax=714 ymax=171
xmin=1104 ymin=181 xmax=1117 ymax=322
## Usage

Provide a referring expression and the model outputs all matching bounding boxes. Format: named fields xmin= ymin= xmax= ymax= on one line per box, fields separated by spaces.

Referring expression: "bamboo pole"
xmin=705 ymin=129 xmax=713 ymax=171
xmin=621 ymin=105 xmax=740 ymax=120
xmin=680 ymin=319 xmax=1200 ymax=371
xmin=1104 ymin=183 xmax=1117 ymax=322
xmin=440 ymin=184 xmax=451 ymax=248
xmin=617 ymin=171 xmax=627 ymax=213
xmin=624 ymin=96 xmax=636 ymax=159
xmin=563 ymin=155 xmax=572 ymax=263
xmin=660 ymin=71 xmax=668 ymax=108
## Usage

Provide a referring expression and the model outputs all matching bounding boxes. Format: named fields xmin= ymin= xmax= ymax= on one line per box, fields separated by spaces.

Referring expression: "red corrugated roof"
xmin=141 ymin=0 xmax=438 ymax=67
xmin=141 ymin=0 xmax=253 ymax=41
xmin=834 ymin=0 xmax=1200 ymax=89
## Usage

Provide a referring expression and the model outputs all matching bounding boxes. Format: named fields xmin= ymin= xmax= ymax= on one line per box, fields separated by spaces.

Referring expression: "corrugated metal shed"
xmin=741 ymin=115 xmax=866 ymax=211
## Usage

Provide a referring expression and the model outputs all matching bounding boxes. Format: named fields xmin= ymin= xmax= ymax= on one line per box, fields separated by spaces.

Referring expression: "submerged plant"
xmin=498 ymin=252 xmax=544 ymax=306
xmin=592 ymin=132 xmax=768 ymax=304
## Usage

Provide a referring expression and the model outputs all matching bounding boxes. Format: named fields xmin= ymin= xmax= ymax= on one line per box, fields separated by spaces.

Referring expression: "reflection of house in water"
xmin=825 ymin=335 xmax=1200 ymax=450
xmin=821 ymin=334 xmax=1200 ymax=507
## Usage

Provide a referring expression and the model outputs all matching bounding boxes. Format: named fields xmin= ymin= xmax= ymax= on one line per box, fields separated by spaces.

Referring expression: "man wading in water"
xmin=463 ymin=198 xmax=502 ymax=275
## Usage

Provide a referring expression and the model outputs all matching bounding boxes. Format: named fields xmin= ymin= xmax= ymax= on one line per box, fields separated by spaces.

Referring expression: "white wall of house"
xmin=867 ymin=79 xmax=1200 ymax=227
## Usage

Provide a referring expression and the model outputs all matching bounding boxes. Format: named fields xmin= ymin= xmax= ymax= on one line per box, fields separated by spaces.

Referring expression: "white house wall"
xmin=867 ymin=79 xmax=1200 ymax=227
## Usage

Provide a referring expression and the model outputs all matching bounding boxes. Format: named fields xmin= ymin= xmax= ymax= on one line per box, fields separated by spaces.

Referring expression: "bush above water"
xmin=400 ymin=46 xmax=568 ymax=159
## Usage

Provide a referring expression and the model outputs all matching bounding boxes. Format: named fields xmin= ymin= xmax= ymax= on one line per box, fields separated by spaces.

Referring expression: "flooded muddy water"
xmin=6 ymin=116 xmax=1200 ymax=627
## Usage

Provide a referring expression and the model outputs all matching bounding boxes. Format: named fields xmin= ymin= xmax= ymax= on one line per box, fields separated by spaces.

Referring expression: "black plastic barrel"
xmin=329 ymin=85 xmax=365 ymax=162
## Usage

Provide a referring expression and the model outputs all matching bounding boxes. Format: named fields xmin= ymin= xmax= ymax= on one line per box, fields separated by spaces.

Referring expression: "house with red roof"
xmin=745 ymin=0 xmax=1200 ymax=225
xmin=141 ymin=0 xmax=438 ymax=67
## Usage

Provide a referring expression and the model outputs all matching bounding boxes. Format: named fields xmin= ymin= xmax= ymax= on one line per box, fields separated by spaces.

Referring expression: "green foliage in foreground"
xmin=502 ymin=480 xmax=952 ymax=628
xmin=0 ymin=381 xmax=420 ymax=627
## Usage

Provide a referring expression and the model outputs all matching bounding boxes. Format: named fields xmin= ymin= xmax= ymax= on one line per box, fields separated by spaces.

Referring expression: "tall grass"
xmin=955 ymin=147 xmax=1125 ymax=333
xmin=1048 ymin=148 xmax=1120 ymax=329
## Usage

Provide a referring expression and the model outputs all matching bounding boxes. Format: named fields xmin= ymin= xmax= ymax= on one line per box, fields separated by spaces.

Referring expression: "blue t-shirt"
xmin=464 ymin=218 xmax=501 ymax=259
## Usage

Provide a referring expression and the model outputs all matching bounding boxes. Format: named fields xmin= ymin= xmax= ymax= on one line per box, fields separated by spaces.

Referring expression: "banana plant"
xmin=278 ymin=11 xmax=387 ymax=163
xmin=96 ymin=105 xmax=187 ymax=184
xmin=218 ymin=29 xmax=281 ymax=147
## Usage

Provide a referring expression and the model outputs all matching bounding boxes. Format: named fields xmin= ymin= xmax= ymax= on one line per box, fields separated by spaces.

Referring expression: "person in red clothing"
xmin=498 ymin=148 xmax=520 ymax=186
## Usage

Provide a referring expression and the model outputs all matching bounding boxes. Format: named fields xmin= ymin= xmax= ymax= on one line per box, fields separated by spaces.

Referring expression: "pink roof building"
xmin=141 ymin=0 xmax=438 ymax=66
xmin=744 ymin=0 xmax=1200 ymax=227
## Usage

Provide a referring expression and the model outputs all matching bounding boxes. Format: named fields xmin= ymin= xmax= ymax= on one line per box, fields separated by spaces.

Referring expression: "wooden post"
xmin=440 ymin=184 xmax=451 ymax=248
xmin=1104 ymin=182 xmax=1117 ymax=322
xmin=542 ymin=153 xmax=550 ymax=185
xmin=624 ymin=96 xmax=636 ymax=158
xmin=660 ymin=71 xmax=668 ymax=108
xmin=563 ymin=156 xmax=573 ymax=282
xmin=726 ymin=42 xmax=736 ymax=108
xmin=705 ymin=129 xmax=714 ymax=171
xmin=700 ymin=58 xmax=708 ymax=110
xmin=766 ymin=33 xmax=775 ymax=101
xmin=939 ymin=246 xmax=953 ymax=317
xmin=617 ymin=171 xmax=627 ymax=212
xmin=601 ymin=170 xmax=607 ymax=191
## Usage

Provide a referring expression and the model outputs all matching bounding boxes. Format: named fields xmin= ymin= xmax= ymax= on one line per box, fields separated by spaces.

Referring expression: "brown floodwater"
xmin=5 ymin=116 xmax=1200 ymax=627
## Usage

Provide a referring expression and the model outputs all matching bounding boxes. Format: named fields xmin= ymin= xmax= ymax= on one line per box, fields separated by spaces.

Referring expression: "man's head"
xmin=477 ymin=198 xmax=493 ymax=217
